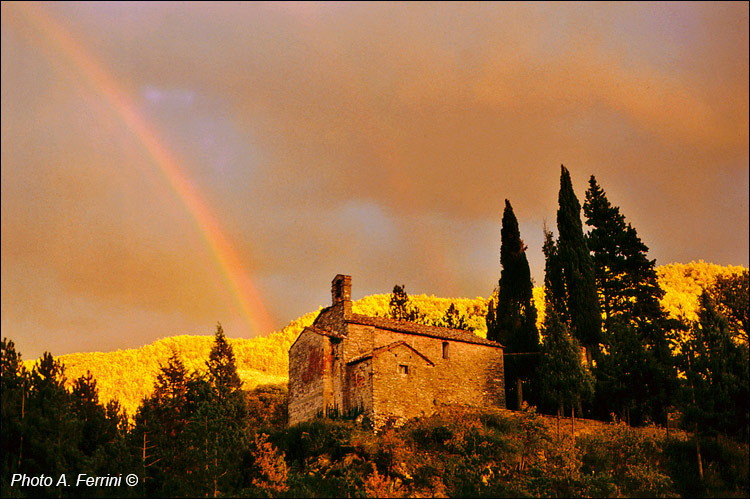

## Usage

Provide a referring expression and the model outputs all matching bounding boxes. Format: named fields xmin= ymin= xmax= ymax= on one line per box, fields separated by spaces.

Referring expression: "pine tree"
xmin=1 ymin=338 xmax=28 ymax=492
xmin=583 ymin=176 xmax=670 ymax=340
xmin=207 ymin=323 xmax=242 ymax=399
xmin=25 ymin=353 xmax=81 ymax=497
xmin=583 ymin=175 xmax=676 ymax=424
xmin=491 ymin=199 xmax=539 ymax=409
xmin=593 ymin=319 xmax=657 ymax=426
xmin=556 ymin=165 xmax=601 ymax=364
xmin=133 ymin=351 xmax=191 ymax=495
xmin=388 ymin=285 xmax=426 ymax=323
xmin=70 ymin=372 xmax=108 ymax=457
xmin=439 ymin=303 xmax=469 ymax=330
xmin=195 ymin=323 xmax=248 ymax=496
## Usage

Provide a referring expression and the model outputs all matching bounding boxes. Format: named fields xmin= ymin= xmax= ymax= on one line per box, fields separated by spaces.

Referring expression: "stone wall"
xmin=288 ymin=329 xmax=329 ymax=425
xmin=371 ymin=343 xmax=438 ymax=427
xmin=290 ymin=286 xmax=505 ymax=427
xmin=345 ymin=358 xmax=374 ymax=418
xmin=369 ymin=328 xmax=505 ymax=414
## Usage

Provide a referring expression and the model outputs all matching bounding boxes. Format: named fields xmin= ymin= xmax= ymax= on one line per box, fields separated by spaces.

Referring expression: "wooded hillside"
xmin=20 ymin=260 xmax=746 ymax=417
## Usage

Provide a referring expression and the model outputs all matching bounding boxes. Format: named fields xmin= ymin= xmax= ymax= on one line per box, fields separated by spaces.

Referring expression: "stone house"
xmin=288 ymin=275 xmax=505 ymax=427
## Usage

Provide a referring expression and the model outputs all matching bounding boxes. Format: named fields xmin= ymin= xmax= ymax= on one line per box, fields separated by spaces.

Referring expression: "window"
xmin=398 ymin=364 xmax=409 ymax=375
xmin=442 ymin=341 xmax=450 ymax=359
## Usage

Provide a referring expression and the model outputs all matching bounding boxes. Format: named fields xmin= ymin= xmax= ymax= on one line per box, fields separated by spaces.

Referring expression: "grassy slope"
xmin=21 ymin=261 xmax=747 ymax=416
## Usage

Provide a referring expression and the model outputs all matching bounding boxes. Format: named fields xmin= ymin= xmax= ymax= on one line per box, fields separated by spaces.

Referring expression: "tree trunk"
xmin=696 ymin=436 xmax=704 ymax=480
xmin=516 ymin=377 xmax=523 ymax=410
xmin=571 ymin=405 xmax=576 ymax=442
xmin=557 ymin=405 xmax=562 ymax=441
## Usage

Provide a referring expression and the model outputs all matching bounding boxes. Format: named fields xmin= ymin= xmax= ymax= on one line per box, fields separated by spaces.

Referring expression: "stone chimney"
xmin=331 ymin=274 xmax=352 ymax=314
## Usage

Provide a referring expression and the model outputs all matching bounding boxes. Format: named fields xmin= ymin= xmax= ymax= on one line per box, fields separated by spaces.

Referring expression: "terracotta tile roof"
xmin=346 ymin=313 xmax=503 ymax=348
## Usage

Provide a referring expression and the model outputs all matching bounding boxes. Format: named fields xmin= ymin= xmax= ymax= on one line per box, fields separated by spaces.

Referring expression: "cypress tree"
xmin=537 ymin=310 xmax=594 ymax=435
xmin=556 ymin=165 xmax=601 ymax=365
xmin=542 ymin=224 xmax=567 ymax=324
xmin=492 ymin=200 xmax=539 ymax=409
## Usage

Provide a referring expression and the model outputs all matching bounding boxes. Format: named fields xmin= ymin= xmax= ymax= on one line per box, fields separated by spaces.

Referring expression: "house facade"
xmin=288 ymin=275 xmax=505 ymax=428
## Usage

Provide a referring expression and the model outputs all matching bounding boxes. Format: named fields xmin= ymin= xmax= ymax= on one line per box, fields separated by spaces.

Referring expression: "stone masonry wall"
xmin=368 ymin=328 xmax=505 ymax=425
xmin=345 ymin=358 xmax=374 ymax=419
xmin=290 ymin=294 xmax=504 ymax=427
xmin=288 ymin=330 xmax=329 ymax=425
xmin=371 ymin=343 xmax=437 ymax=427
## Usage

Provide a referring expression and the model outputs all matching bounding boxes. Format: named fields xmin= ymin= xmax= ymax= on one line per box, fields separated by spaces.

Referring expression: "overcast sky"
xmin=2 ymin=2 xmax=748 ymax=359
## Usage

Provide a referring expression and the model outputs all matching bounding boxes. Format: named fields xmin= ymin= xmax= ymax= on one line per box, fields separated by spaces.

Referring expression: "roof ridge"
xmin=345 ymin=313 xmax=502 ymax=348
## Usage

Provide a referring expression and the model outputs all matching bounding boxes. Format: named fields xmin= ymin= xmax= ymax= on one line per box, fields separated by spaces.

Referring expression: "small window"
xmin=442 ymin=341 xmax=450 ymax=359
xmin=398 ymin=364 xmax=409 ymax=375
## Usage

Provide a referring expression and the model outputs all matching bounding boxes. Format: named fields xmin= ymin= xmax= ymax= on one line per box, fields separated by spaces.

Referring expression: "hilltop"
xmin=21 ymin=260 xmax=747 ymax=416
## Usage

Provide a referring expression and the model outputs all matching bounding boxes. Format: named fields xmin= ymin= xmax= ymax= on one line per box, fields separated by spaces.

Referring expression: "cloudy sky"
xmin=2 ymin=2 xmax=748 ymax=359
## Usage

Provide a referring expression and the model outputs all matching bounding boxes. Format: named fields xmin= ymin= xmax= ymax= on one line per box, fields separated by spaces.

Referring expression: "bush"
xmin=664 ymin=435 xmax=749 ymax=498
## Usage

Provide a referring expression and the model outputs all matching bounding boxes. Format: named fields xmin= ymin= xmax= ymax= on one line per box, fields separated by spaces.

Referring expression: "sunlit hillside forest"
xmin=16 ymin=260 xmax=745 ymax=418
xmin=3 ymin=167 xmax=748 ymax=498
xmin=2 ymin=296 xmax=748 ymax=498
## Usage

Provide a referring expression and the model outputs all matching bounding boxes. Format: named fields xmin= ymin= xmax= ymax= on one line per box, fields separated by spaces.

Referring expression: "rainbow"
xmin=8 ymin=4 xmax=276 ymax=336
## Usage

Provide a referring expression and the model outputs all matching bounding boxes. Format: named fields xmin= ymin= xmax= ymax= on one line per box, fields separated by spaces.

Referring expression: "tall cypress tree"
xmin=542 ymin=224 xmax=567 ymax=324
xmin=537 ymin=309 xmax=594 ymax=433
xmin=556 ymin=165 xmax=601 ymax=365
xmin=491 ymin=200 xmax=539 ymax=409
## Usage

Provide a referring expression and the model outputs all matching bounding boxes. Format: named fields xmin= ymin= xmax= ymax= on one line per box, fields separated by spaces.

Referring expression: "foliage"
xmin=676 ymin=291 xmax=749 ymax=441
xmin=246 ymin=384 xmax=288 ymax=430
xmin=4 ymin=328 xmax=749 ymax=497
xmin=577 ymin=423 xmax=677 ymax=497
xmin=490 ymin=199 xmax=540 ymax=410
xmin=537 ymin=311 xmax=594 ymax=419
xmin=555 ymin=165 xmax=602 ymax=362
xmin=13 ymin=261 xmax=745 ymax=429
xmin=388 ymin=284 xmax=428 ymax=324
xmin=664 ymin=434 xmax=749 ymax=498
xmin=245 ymin=433 xmax=288 ymax=497
xmin=710 ymin=270 xmax=748 ymax=343
xmin=656 ymin=261 xmax=747 ymax=333
xmin=2 ymin=340 xmax=134 ymax=499
xmin=438 ymin=302 xmax=471 ymax=330
xmin=583 ymin=176 xmax=677 ymax=426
